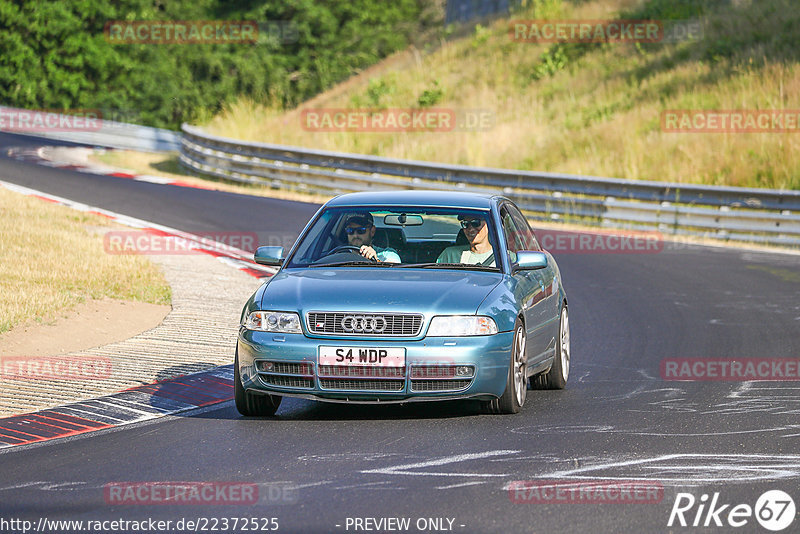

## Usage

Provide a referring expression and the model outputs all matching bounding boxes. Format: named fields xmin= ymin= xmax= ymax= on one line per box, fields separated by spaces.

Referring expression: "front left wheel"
xmin=485 ymin=318 xmax=527 ymax=414
xmin=234 ymin=348 xmax=282 ymax=416
xmin=532 ymin=303 xmax=569 ymax=389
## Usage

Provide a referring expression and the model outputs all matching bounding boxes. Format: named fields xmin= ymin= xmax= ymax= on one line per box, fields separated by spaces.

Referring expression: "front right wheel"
xmin=234 ymin=348 xmax=282 ymax=416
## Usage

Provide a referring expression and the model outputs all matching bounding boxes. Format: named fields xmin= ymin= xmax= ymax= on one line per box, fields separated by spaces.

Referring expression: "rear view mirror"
xmin=384 ymin=214 xmax=423 ymax=226
xmin=513 ymin=251 xmax=548 ymax=271
xmin=254 ymin=246 xmax=284 ymax=266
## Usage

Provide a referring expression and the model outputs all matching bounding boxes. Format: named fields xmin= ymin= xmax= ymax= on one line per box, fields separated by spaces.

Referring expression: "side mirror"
xmin=254 ymin=246 xmax=284 ymax=266
xmin=513 ymin=251 xmax=548 ymax=271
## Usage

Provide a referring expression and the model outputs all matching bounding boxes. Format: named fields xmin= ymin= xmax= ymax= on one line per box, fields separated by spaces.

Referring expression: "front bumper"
xmin=236 ymin=329 xmax=514 ymax=403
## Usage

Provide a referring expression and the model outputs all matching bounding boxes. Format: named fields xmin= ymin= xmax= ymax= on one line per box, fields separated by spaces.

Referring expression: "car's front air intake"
xmin=307 ymin=312 xmax=423 ymax=337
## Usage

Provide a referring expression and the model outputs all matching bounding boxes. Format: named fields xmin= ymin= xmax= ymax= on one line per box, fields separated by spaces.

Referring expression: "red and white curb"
xmin=0 ymin=366 xmax=236 ymax=450
xmin=0 ymin=178 xmax=277 ymax=279
xmin=7 ymin=146 xmax=216 ymax=191
xmin=0 ymin=170 xmax=278 ymax=447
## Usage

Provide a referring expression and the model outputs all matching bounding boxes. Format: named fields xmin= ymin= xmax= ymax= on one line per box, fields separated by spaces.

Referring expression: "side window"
xmin=506 ymin=204 xmax=541 ymax=251
xmin=500 ymin=207 xmax=523 ymax=264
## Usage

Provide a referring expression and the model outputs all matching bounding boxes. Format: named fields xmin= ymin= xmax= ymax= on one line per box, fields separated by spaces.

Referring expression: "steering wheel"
xmin=328 ymin=245 xmax=362 ymax=255
xmin=322 ymin=245 xmax=378 ymax=263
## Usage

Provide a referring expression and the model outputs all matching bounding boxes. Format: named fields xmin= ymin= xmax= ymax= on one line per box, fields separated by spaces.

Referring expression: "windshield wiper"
xmin=399 ymin=263 xmax=498 ymax=271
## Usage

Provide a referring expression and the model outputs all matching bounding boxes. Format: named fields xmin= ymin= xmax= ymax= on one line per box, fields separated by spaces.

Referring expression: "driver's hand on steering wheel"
xmin=360 ymin=245 xmax=379 ymax=261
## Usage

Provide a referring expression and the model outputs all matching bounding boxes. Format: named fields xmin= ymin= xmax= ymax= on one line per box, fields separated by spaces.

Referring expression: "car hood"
xmin=260 ymin=268 xmax=502 ymax=315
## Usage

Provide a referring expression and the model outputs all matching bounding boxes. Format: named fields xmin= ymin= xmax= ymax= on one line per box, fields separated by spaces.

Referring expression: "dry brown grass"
xmin=204 ymin=0 xmax=800 ymax=190
xmin=0 ymin=186 xmax=171 ymax=334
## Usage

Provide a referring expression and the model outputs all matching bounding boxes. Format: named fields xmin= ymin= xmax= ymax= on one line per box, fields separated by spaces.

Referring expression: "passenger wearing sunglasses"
xmin=436 ymin=215 xmax=495 ymax=266
xmin=342 ymin=213 xmax=401 ymax=263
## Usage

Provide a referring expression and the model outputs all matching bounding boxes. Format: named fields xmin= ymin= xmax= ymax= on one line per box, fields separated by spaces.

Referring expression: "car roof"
xmin=325 ymin=190 xmax=500 ymax=210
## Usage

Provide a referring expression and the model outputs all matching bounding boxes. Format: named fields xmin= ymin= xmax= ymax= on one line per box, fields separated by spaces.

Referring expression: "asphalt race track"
xmin=1 ymin=132 xmax=799 ymax=533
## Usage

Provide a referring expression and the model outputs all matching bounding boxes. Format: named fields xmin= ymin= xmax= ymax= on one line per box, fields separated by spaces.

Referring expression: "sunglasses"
xmin=345 ymin=226 xmax=370 ymax=235
xmin=460 ymin=219 xmax=484 ymax=229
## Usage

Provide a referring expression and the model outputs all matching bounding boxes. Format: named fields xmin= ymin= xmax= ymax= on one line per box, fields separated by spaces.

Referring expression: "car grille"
xmin=255 ymin=361 xmax=473 ymax=394
xmin=319 ymin=379 xmax=405 ymax=392
xmin=318 ymin=365 xmax=405 ymax=378
xmin=260 ymin=375 xmax=314 ymax=389
xmin=410 ymin=379 xmax=472 ymax=392
xmin=256 ymin=360 xmax=314 ymax=389
xmin=410 ymin=365 xmax=471 ymax=378
xmin=257 ymin=361 xmax=312 ymax=375
xmin=307 ymin=312 xmax=423 ymax=337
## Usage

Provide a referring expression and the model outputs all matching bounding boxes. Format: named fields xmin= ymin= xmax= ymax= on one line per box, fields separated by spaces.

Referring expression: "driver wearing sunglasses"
xmin=342 ymin=213 xmax=401 ymax=263
xmin=436 ymin=214 xmax=495 ymax=266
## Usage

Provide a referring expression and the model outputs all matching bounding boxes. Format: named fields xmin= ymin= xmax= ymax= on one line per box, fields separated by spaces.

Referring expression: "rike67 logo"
xmin=668 ymin=490 xmax=796 ymax=531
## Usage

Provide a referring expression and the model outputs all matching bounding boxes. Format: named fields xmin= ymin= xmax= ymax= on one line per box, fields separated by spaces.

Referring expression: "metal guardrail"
xmin=180 ymin=124 xmax=800 ymax=247
xmin=0 ymin=106 xmax=180 ymax=152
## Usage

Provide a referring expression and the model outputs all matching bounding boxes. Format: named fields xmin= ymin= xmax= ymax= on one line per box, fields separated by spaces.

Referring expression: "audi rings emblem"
xmin=341 ymin=315 xmax=387 ymax=333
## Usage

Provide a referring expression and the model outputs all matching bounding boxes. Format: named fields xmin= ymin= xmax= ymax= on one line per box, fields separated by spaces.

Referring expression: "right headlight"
xmin=427 ymin=315 xmax=498 ymax=337
xmin=243 ymin=311 xmax=302 ymax=333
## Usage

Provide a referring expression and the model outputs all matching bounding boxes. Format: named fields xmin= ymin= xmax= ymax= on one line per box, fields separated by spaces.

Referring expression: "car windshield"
xmin=286 ymin=206 xmax=500 ymax=271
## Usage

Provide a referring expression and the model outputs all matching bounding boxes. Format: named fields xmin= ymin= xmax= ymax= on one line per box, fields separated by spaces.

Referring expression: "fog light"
xmin=455 ymin=366 xmax=473 ymax=377
xmin=257 ymin=361 xmax=275 ymax=372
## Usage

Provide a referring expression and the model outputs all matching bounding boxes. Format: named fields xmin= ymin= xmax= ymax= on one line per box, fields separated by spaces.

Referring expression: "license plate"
xmin=319 ymin=346 xmax=405 ymax=367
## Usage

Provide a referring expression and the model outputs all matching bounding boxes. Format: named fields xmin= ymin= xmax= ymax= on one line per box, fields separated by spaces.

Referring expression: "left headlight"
xmin=244 ymin=311 xmax=302 ymax=333
xmin=427 ymin=315 xmax=498 ymax=337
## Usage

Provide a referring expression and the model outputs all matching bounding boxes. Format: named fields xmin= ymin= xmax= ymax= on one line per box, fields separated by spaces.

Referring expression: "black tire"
xmin=485 ymin=318 xmax=526 ymax=414
xmin=234 ymin=348 xmax=282 ymax=416
xmin=532 ymin=304 xmax=569 ymax=390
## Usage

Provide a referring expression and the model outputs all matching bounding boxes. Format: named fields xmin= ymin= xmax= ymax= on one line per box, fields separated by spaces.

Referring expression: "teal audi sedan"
xmin=235 ymin=191 xmax=569 ymax=415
